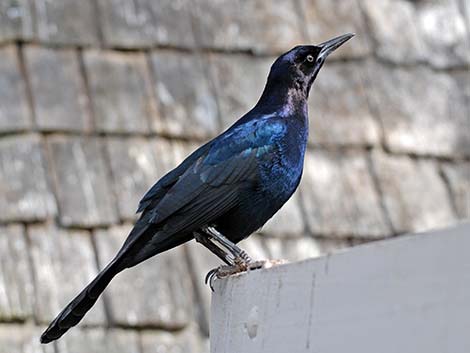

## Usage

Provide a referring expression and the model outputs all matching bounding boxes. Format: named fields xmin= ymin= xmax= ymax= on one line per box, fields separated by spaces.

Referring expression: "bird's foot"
xmin=205 ymin=259 xmax=288 ymax=291
xmin=235 ymin=249 xmax=252 ymax=264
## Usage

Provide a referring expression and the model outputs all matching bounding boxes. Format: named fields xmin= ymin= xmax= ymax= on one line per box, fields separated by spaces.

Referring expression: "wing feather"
xmin=136 ymin=142 xmax=211 ymax=213
xmin=128 ymin=116 xmax=287 ymax=250
xmin=150 ymin=147 xmax=259 ymax=225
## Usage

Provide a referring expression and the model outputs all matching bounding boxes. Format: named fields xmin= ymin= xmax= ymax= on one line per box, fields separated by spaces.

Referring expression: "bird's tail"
xmin=40 ymin=259 xmax=121 ymax=344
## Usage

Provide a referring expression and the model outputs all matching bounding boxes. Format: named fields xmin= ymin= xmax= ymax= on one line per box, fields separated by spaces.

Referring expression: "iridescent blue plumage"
xmin=40 ymin=34 xmax=354 ymax=344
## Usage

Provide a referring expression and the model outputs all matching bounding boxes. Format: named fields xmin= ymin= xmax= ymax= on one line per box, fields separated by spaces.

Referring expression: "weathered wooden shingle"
xmin=27 ymin=223 xmax=106 ymax=325
xmin=98 ymin=0 xmax=195 ymax=48
xmin=360 ymin=0 xmax=426 ymax=64
xmin=192 ymin=0 xmax=304 ymax=53
xmin=171 ymin=140 xmax=202 ymax=166
xmin=415 ymin=0 xmax=470 ymax=68
xmin=0 ymin=46 xmax=31 ymax=132
xmin=34 ymin=0 xmax=99 ymax=45
xmin=309 ymin=61 xmax=381 ymax=146
xmin=47 ymin=136 xmax=118 ymax=227
xmin=0 ymin=0 xmax=34 ymax=43
xmin=453 ymin=70 xmax=470 ymax=154
xmin=370 ymin=150 xmax=456 ymax=233
xmin=0 ymin=225 xmax=34 ymax=321
xmin=150 ymin=51 xmax=219 ymax=138
xmin=207 ymin=54 xmax=272 ymax=129
xmin=184 ymin=241 xmax=220 ymax=336
xmin=141 ymin=327 xmax=206 ymax=353
xmin=152 ymin=138 xmax=182 ymax=171
xmin=300 ymin=0 xmax=371 ymax=58
xmin=24 ymin=46 xmax=89 ymax=132
xmin=367 ymin=64 xmax=470 ymax=157
xmin=260 ymin=191 xmax=306 ymax=238
xmin=0 ymin=324 xmax=54 ymax=353
xmin=299 ymin=149 xmax=390 ymax=238
xmin=361 ymin=0 xmax=469 ymax=68
xmin=106 ymin=137 xmax=176 ymax=221
xmin=94 ymin=224 xmax=193 ymax=328
xmin=0 ymin=135 xmax=56 ymax=222
xmin=264 ymin=236 xmax=350 ymax=262
xmin=84 ymin=50 xmax=157 ymax=133
xmin=463 ymin=0 xmax=470 ymax=29
xmin=239 ymin=235 xmax=271 ymax=261
xmin=441 ymin=162 xmax=470 ymax=219
xmin=106 ymin=136 xmax=156 ymax=221
xmin=56 ymin=328 xmax=140 ymax=353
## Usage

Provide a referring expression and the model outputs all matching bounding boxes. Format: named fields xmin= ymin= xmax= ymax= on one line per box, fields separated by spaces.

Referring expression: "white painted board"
xmin=211 ymin=223 xmax=470 ymax=353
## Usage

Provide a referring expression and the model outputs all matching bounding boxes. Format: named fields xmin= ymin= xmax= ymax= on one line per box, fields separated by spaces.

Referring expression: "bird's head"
xmin=266 ymin=33 xmax=354 ymax=99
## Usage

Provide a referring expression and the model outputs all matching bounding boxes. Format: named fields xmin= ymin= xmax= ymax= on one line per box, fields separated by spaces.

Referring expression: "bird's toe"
xmin=204 ymin=259 xmax=288 ymax=291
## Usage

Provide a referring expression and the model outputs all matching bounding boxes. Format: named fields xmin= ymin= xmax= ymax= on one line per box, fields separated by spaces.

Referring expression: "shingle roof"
xmin=0 ymin=0 xmax=468 ymax=351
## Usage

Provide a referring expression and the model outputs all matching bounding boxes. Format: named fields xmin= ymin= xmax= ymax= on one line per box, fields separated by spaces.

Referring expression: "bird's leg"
xmin=196 ymin=226 xmax=265 ymax=290
xmin=193 ymin=231 xmax=235 ymax=266
xmin=202 ymin=226 xmax=253 ymax=265
xmin=194 ymin=231 xmax=239 ymax=290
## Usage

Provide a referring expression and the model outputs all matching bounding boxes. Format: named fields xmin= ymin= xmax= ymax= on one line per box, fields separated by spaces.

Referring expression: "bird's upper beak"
xmin=317 ymin=33 xmax=355 ymax=61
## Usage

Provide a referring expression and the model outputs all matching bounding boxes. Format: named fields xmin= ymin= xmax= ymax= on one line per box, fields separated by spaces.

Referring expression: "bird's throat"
xmin=256 ymin=83 xmax=308 ymax=118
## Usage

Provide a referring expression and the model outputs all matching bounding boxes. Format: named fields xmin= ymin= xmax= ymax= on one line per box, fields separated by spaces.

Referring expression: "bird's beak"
xmin=317 ymin=33 xmax=355 ymax=61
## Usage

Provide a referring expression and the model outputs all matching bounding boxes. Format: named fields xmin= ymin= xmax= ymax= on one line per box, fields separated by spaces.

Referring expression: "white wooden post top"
xmin=211 ymin=223 xmax=470 ymax=353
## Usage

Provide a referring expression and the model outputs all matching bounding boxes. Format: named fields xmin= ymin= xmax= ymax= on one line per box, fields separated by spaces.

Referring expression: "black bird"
xmin=40 ymin=33 xmax=354 ymax=344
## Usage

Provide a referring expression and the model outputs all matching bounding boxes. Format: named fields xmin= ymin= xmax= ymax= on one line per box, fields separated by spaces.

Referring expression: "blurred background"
xmin=0 ymin=0 xmax=468 ymax=352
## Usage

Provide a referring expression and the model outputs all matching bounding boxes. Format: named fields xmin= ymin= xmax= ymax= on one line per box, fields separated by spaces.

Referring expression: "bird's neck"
xmin=255 ymin=82 xmax=308 ymax=118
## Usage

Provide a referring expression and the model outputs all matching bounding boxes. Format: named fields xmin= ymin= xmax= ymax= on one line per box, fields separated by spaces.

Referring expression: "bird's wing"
xmin=140 ymin=116 xmax=287 ymax=228
xmin=117 ymin=115 xmax=287 ymax=263
xmin=136 ymin=140 xmax=212 ymax=213
xmin=148 ymin=116 xmax=287 ymax=229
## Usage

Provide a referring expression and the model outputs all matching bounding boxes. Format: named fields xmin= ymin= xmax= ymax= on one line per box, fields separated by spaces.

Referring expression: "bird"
xmin=40 ymin=33 xmax=354 ymax=344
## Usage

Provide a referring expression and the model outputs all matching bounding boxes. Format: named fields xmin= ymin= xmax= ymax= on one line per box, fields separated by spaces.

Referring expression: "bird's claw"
xmin=205 ymin=268 xmax=219 ymax=290
xmin=237 ymin=249 xmax=252 ymax=263
xmin=205 ymin=259 xmax=287 ymax=291
xmin=205 ymin=264 xmax=240 ymax=291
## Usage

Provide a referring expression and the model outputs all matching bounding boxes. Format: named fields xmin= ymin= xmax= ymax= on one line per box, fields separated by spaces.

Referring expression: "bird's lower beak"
xmin=317 ymin=33 xmax=355 ymax=60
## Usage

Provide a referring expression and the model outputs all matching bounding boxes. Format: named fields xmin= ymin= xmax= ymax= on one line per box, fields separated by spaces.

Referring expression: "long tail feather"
xmin=40 ymin=260 xmax=120 ymax=344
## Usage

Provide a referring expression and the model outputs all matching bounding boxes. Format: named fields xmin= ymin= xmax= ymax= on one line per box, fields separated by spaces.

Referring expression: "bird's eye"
xmin=306 ymin=55 xmax=314 ymax=63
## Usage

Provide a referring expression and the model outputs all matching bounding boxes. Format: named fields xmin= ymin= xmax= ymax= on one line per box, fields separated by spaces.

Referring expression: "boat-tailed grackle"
xmin=40 ymin=33 xmax=354 ymax=344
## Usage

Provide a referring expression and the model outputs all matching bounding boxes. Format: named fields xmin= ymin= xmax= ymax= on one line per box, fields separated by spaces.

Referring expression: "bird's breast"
xmin=259 ymin=129 xmax=307 ymax=203
xmin=260 ymin=155 xmax=303 ymax=198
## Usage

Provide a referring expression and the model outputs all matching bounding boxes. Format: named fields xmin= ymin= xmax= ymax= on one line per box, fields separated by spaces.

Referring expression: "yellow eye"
xmin=306 ymin=55 xmax=314 ymax=63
